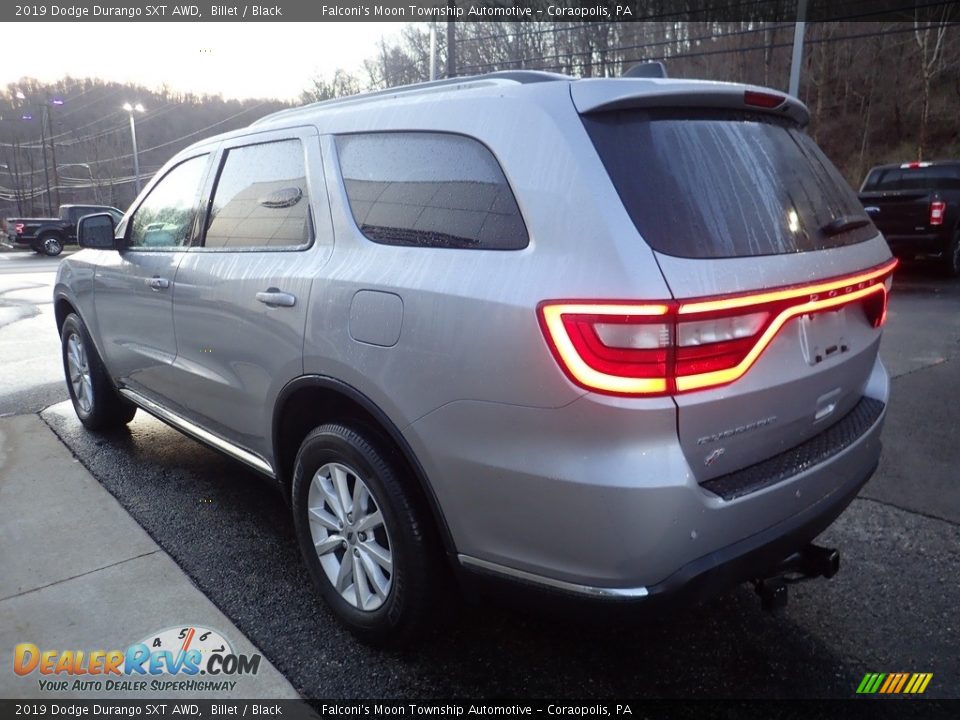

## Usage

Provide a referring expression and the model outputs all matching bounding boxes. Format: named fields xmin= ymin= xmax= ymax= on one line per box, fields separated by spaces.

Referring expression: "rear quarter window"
xmin=582 ymin=110 xmax=876 ymax=258
xmin=335 ymin=132 xmax=528 ymax=250
xmin=862 ymin=166 xmax=960 ymax=192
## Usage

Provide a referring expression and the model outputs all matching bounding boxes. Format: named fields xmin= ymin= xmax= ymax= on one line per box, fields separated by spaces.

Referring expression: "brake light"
xmin=929 ymin=201 xmax=945 ymax=226
xmin=744 ymin=90 xmax=784 ymax=109
xmin=539 ymin=259 xmax=898 ymax=397
xmin=15 ymin=223 xmax=24 ymax=234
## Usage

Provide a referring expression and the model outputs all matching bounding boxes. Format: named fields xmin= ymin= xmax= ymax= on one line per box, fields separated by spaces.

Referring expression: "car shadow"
xmin=40 ymin=403 xmax=873 ymax=699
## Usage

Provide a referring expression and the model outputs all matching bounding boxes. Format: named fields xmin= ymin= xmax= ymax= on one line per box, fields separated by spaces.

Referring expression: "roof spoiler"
xmin=571 ymin=79 xmax=810 ymax=127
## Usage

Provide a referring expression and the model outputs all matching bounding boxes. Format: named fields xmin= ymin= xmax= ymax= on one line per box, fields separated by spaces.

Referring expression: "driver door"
xmin=93 ymin=151 xmax=213 ymax=405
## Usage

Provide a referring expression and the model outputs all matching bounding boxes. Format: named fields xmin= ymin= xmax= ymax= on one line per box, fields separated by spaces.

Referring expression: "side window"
xmin=204 ymin=139 xmax=310 ymax=249
xmin=336 ymin=132 xmax=528 ymax=250
xmin=129 ymin=155 xmax=208 ymax=248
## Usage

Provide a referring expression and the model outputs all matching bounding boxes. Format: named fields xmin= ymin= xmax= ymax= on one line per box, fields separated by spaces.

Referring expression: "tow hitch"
xmin=753 ymin=544 xmax=840 ymax=611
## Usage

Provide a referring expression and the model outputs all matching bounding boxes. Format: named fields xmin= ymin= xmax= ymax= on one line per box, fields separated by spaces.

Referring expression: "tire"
xmin=291 ymin=423 xmax=443 ymax=646
xmin=60 ymin=313 xmax=137 ymax=431
xmin=40 ymin=233 xmax=63 ymax=257
xmin=942 ymin=230 xmax=960 ymax=278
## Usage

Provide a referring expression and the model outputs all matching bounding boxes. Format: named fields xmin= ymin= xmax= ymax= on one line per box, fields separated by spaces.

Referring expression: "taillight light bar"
xmin=538 ymin=258 xmax=898 ymax=397
xmin=929 ymin=201 xmax=945 ymax=226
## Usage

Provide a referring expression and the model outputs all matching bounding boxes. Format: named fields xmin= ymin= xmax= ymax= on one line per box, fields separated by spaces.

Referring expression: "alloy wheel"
xmin=66 ymin=333 xmax=93 ymax=414
xmin=307 ymin=462 xmax=394 ymax=612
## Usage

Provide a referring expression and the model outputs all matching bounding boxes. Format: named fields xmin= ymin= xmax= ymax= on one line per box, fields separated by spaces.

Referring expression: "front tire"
xmin=61 ymin=313 xmax=136 ymax=430
xmin=40 ymin=234 xmax=63 ymax=257
xmin=291 ymin=424 xmax=442 ymax=646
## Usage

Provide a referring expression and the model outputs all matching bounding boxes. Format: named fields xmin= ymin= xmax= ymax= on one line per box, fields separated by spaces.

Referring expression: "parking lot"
xmin=1 ymin=248 xmax=958 ymax=699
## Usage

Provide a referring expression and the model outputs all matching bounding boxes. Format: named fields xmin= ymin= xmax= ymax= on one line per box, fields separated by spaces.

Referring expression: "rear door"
xmin=168 ymin=127 xmax=332 ymax=462
xmin=579 ymin=102 xmax=893 ymax=483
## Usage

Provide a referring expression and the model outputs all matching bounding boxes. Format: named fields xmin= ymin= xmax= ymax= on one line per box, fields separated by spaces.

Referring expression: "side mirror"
xmin=78 ymin=213 xmax=117 ymax=250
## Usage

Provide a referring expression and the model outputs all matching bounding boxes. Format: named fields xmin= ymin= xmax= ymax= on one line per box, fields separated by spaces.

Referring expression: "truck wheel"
xmin=40 ymin=234 xmax=63 ymax=257
xmin=291 ymin=423 xmax=444 ymax=646
xmin=944 ymin=231 xmax=960 ymax=278
xmin=61 ymin=313 xmax=137 ymax=430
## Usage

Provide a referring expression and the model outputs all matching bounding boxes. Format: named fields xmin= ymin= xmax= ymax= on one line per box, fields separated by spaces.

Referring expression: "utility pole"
xmin=446 ymin=13 xmax=456 ymax=78
xmin=789 ymin=0 xmax=809 ymax=98
xmin=39 ymin=105 xmax=53 ymax=216
xmin=429 ymin=20 xmax=437 ymax=81
xmin=46 ymin=98 xmax=61 ymax=209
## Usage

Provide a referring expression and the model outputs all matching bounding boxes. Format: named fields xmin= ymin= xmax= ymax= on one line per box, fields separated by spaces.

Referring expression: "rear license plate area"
xmin=799 ymin=309 xmax=848 ymax=366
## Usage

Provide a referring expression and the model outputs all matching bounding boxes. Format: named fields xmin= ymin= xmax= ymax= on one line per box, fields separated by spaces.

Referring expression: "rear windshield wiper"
xmin=821 ymin=215 xmax=871 ymax=237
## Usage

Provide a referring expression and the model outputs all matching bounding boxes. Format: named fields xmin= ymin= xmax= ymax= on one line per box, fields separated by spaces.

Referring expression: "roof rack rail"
xmin=252 ymin=70 xmax=571 ymax=127
xmin=623 ymin=62 xmax=668 ymax=79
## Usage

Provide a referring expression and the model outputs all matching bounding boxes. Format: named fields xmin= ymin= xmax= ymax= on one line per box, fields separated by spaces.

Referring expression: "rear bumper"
xmin=641 ymin=456 xmax=875 ymax=605
xmin=461 ymin=455 xmax=877 ymax=606
xmin=3 ymin=234 xmax=35 ymax=249
xmin=884 ymin=231 xmax=951 ymax=258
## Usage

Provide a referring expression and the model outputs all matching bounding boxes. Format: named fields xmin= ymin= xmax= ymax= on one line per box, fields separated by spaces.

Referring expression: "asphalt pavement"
xmin=1 ymin=248 xmax=958 ymax=699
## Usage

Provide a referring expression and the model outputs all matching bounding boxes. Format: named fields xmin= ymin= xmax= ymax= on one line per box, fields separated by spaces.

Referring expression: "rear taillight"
xmin=929 ymin=201 xmax=946 ymax=226
xmin=15 ymin=223 xmax=24 ymax=235
xmin=539 ymin=259 xmax=898 ymax=397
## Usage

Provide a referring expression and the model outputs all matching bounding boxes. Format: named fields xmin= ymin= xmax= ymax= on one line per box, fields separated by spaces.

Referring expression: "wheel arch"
xmin=272 ymin=375 xmax=457 ymax=558
xmin=54 ymin=293 xmax=111 ymax=377
xmin=54 ymin=294 xmax=78 ymax=334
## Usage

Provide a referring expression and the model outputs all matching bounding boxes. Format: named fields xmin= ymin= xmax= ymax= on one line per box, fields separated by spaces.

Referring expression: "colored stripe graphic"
xmin=893 ymin=673 xmax=909 ymax=693
xmin=857 ymin=673 xmax=932 ymax=695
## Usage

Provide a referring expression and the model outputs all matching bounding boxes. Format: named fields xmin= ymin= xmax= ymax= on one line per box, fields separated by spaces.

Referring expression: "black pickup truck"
xmin=859 ymin=160 xmax=960 ymax=277
xmin=3 ymin=204 xmax=123 ymax=256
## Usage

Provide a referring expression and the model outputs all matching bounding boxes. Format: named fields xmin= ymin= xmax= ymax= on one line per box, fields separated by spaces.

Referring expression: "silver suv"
xmin=56 ymin=71 xmax=895 ymax=645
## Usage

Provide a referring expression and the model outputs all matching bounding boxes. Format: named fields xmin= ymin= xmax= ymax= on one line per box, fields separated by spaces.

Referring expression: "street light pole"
xmin=123 ymin=102 xmax=145 ymax=195
xmin=39 ymin=105 xmax=54 ymax=216
xmin=789 ymin=0 xmax=809 ymax=98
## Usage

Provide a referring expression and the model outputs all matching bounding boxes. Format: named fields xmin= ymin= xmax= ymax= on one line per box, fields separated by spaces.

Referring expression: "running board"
xmin=119 ymin=388 xmax=275 ymax=478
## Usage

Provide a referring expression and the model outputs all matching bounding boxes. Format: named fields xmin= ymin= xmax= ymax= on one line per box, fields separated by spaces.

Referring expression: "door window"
xmin=128 ymin=154 xmax=208 ymax=249
xmin=204 ymin=139 xmax=311 ymax=249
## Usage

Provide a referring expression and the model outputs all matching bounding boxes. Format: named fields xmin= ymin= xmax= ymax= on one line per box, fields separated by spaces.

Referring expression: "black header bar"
xmin=2 ymin=1 xmax=950 ymax=24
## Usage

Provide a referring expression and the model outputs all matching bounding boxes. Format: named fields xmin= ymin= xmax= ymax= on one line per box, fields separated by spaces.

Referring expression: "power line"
xmin=84 ymin=101 xmax=271 ymax=168
xmin=461 ymin=21 xmax=957 ymax=75
xmin=458 ymin=22 xmax=796 ymax=73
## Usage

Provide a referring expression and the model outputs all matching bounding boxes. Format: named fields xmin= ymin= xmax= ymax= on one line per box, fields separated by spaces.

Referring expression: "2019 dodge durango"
xmin=54 ymin=71 xmax=895 ymax=645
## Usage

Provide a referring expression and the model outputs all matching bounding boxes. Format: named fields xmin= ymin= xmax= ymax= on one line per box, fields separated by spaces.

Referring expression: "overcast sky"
xmin=3 ymin=23 xmax=409 ymax=101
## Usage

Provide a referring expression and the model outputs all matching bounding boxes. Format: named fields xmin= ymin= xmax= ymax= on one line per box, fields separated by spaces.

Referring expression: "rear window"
xmin=862 ymin=165 xmax=960 ymax=192
xmin=336 ymin=132 xmax=528 ymax=250
xmin=582 ymin=111 xmax=876 ymax=258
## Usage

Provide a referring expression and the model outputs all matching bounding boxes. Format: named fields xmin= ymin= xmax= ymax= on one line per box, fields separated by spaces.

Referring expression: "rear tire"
xmin=40 ymin=233 xmax=63 ymax=257
xmin=291 ymin=423 xmax=443 ymax=646
xmin=61 ymin=313 xmax=136 ymax=430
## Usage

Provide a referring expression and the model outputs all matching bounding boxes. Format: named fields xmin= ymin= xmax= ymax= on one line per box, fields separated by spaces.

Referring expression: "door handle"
xmin=256 ymin=288 xmax=296 ymax=307
xmin=149 ymin=276 xmax=170 ymax=290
